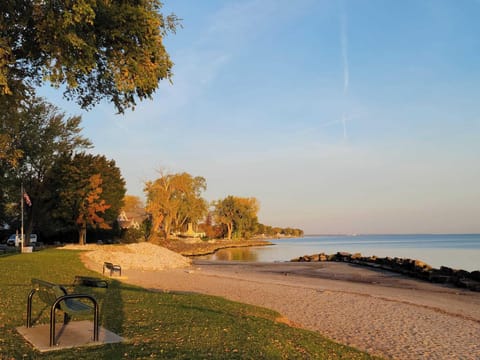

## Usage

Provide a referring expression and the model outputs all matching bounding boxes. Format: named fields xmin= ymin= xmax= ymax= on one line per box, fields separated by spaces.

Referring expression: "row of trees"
xmin=1 ymin=95 xmax=303 ymax=245
xmin=0 ymin=95 xmax=126 ymax=245
xmin=143 ymin=173 xmax=303 ymax=241
xmin=1 ymin=94 xmax=302 ymax=245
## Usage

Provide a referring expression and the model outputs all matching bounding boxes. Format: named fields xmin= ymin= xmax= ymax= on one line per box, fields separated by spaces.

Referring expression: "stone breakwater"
xmin=292 ymin=252 xmax=480 ymax=292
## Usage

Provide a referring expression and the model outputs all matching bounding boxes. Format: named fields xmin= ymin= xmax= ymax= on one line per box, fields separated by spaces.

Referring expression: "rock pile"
xmin=292 ymin=252 xmax=480 ymax=292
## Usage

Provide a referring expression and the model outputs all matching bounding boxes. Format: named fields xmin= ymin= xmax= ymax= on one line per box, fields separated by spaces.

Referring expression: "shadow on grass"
xmin=0 ymin=249 xmax=380 ymax=360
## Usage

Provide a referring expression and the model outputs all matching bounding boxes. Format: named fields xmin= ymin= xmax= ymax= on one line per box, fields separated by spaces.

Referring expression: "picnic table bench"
xmin=27 ymin=278 xmax=99 ymax=346
xmin=103 ymin=262 xmax=122 ymax=276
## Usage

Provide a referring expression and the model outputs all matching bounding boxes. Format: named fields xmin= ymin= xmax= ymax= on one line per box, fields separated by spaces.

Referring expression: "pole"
xmin=21 ymin=183 xmax=24 ymax=252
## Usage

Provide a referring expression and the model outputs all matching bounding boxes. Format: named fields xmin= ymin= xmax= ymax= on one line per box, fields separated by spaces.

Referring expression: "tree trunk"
xmin=78 ymin=223 xmax=87 ymax=245
xmin=164 ymin=220 xmax=170 ymax=240
xmin=163 ymin=214 xmax=174 ymax=240
xmin=227 ymin=222 xmax=232 ymax=240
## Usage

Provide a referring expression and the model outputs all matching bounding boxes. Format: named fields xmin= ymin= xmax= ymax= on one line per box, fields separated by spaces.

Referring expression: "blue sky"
xmin=38 ymin=0 xmax=480 ymax=234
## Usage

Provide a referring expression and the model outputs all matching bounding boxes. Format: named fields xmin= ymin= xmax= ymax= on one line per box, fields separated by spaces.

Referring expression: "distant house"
xmin=117 ymin=210 xmax=147 ymax=230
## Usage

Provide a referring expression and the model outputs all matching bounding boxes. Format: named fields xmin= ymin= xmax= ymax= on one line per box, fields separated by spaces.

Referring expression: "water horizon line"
xmin=304 ymin=233 xmax=480 ymax=237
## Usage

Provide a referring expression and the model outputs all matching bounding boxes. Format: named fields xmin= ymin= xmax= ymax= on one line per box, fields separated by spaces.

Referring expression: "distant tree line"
xmin=142 ymin=174 xmax=303 ymax=241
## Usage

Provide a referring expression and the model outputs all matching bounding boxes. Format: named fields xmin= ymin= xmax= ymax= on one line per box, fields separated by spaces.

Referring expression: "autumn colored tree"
xmin=233 ymin=197 xmax=259 ymax=239
xmin=145 ymin=172 xmax=207 ymax=240
xmin=213 ymin=196 xmax=260 ymax=240
xmin=174 ymin=176 xmax=208 ymax=233
xmin=47 ymin=153 xmax=126 ymax=243
xmin=75 ymin=174 xmax=111 ymax=245
xmin=0 ymin=0 xmax=179 ymax=113
xmin=198 ymin=211 xmax=224 ymax=239
xmin=122 ymin=195 xmax=145 ymax=219
xmin=212 ymin=196 xmax=236 ymax=240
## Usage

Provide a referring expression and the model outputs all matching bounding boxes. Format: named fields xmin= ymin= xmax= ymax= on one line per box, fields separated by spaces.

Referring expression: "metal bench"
xmin=103 ymin=262 xmax=122 ymax=276
xmin=27 ymin=278 xmax=99 ymax=346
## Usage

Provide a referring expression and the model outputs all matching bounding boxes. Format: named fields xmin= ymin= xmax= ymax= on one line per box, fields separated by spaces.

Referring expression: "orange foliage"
xmin=76 ymin=173 xmax=111 ymax=230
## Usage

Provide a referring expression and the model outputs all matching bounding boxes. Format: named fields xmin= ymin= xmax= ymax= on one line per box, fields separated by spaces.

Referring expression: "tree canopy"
xmin=47 ymin=153 xmax=126 ymax=244
xmin=213 ymin=196 xmax=259 ymax=240
xmin=145 ymin=172 xmax=207 ymax=240
xmin=122 ymin=195 xmax=145 ymax=219
xmin=0 ymin=95 xmax=91 ymax=242
xmin=1 ymin=0 xmax=179 ymax=113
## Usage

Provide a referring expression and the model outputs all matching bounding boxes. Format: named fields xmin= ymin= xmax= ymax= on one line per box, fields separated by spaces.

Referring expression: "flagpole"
xmin=21 ymin=182 xmax=24 ymax=252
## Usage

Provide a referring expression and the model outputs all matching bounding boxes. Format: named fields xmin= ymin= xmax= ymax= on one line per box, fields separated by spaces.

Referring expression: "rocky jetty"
xmin=291 ymin=252 xmax=480 ymax=292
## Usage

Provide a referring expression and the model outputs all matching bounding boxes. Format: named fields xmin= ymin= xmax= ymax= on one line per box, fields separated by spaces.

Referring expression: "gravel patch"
xmin=62 ymin=242 xmax=191 ymax=270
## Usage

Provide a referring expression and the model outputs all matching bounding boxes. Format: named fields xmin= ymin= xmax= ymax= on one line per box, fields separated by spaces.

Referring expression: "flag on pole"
xmin=23 ymin=192 xmax=32 ymax=207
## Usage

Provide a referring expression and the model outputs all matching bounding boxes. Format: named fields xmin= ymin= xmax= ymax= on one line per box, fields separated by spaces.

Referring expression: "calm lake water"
xmin=197 ymin=234 xmax=480 ymax=271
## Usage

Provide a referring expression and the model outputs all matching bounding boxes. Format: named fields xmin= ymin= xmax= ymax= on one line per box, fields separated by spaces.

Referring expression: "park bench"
xmin=26 ymin=278 xmax=99 ymax=346
xmin=103 ymin=262 xmax=122 ymax=276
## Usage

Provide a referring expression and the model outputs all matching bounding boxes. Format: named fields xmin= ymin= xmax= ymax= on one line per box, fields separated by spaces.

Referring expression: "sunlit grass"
xmin=0 ymin=249 xmax=381 ymax=359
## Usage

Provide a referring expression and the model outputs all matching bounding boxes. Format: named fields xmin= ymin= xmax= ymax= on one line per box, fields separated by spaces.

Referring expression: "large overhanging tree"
xmin=1 ymin=0 xmax=179 ymax=113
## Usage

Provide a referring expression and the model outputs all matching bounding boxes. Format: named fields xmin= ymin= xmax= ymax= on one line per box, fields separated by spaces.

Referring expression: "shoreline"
xmin=159 ymin=238 xmax=480 ymax=292
xmin=158 ymin=238 xmax=273 ymax=256
xmin=84 ymin=258 xmax=480 ymax=360
xmin=294 ymin=252 xmax=480 ymax=292
xmin=77 ymin=244 xmax=480 ymax=359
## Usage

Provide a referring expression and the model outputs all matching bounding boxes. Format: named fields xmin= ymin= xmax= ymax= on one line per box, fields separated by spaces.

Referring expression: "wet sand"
xmin=84 ymin=258 xmax=480 ymax=359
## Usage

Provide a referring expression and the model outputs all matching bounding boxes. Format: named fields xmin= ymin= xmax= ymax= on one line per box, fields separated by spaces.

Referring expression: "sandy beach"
xmin=78 ymin=247 xmax=480 ymax=360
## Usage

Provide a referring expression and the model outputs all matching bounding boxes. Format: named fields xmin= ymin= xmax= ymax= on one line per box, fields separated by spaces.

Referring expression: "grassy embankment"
xmin=0 ymin=249 xmax=381 ymax=359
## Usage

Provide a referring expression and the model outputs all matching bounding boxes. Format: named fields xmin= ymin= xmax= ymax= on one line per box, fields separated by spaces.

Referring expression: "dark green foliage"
xmin=257 ymin=224 xmax=304 ymax=238
xmin=1 ymin=0 xmax=179 ymax=113
xmin=46 ymin=153 xmax=126 ymax=243
xmin=0 ymin=95 xmax=91 ymax=240
xmin=0 ymin=249 xmax=380 ymax=359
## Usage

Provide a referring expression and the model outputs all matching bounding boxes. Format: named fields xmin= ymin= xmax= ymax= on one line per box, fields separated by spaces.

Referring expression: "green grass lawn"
xmin=0 ymin=249 xmax=381 ymax=359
